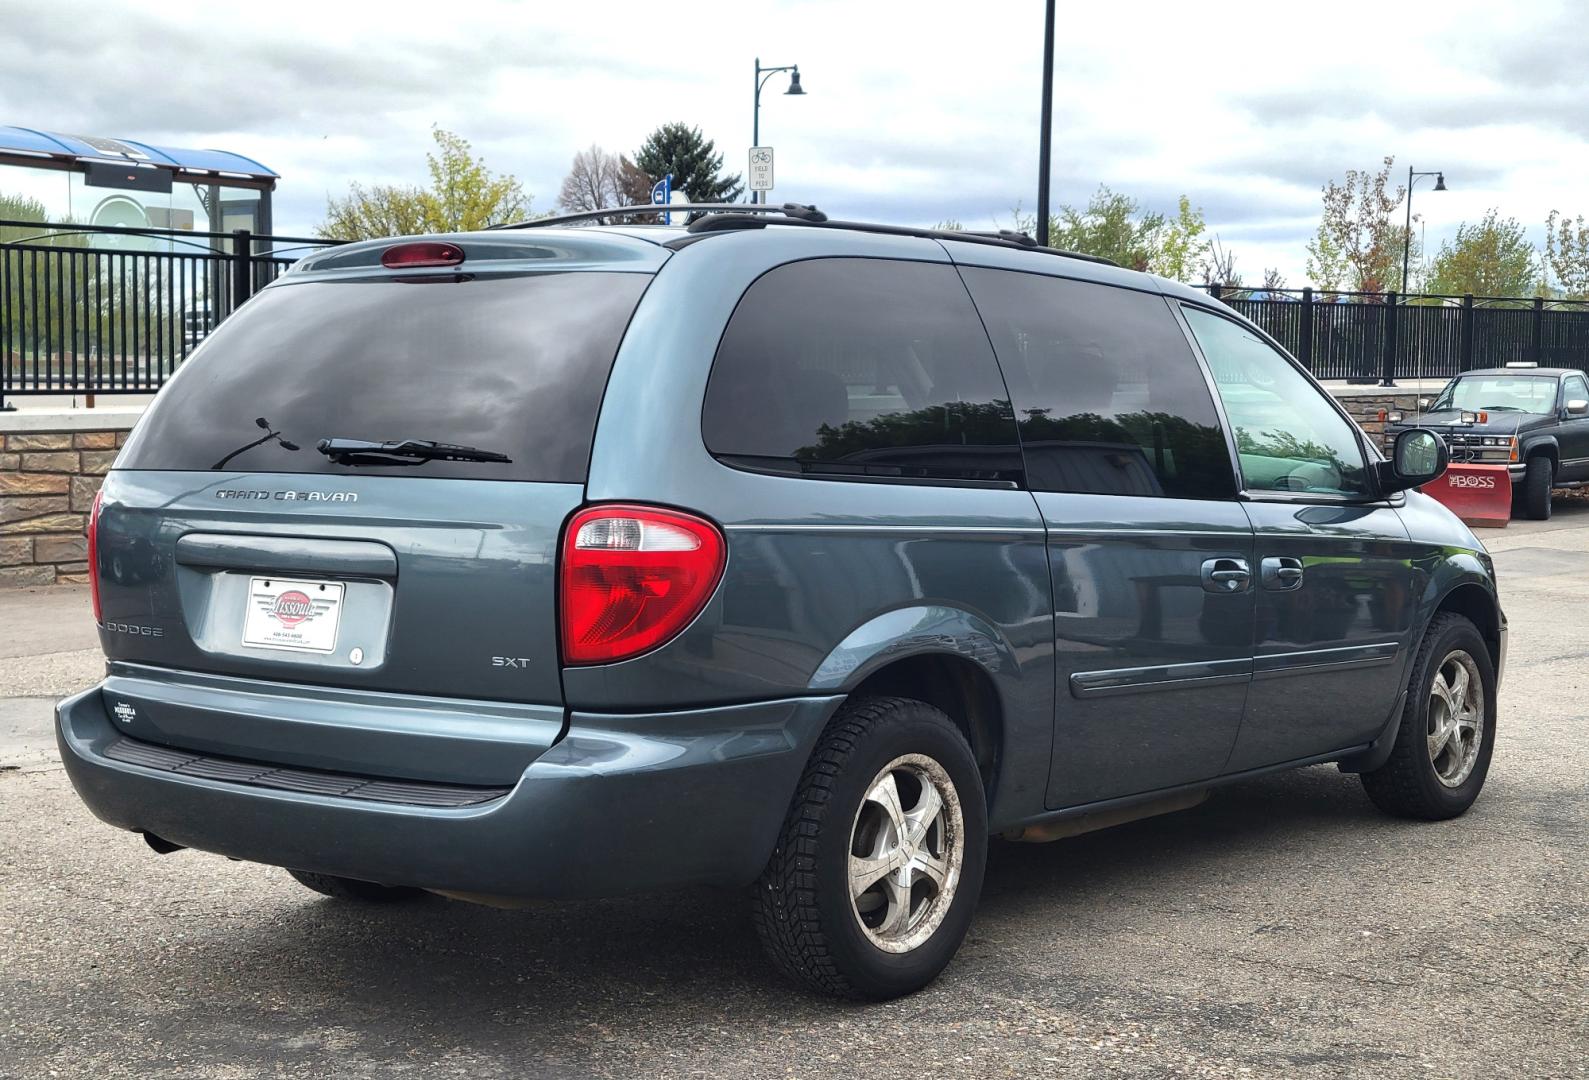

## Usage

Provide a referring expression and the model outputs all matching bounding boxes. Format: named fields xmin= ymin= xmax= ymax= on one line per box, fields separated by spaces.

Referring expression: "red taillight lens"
xmin=380 ymin=241 xmax=465 ymax=269
xmin=87 ymin=489 xmax=103 ymax=624
xmin=560 ymin=504 xmax=726 ymax=665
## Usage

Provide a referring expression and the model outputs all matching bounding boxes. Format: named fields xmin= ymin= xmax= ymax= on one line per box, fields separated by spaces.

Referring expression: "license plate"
xmin=242 ymin=576 xmax=344 ymax=653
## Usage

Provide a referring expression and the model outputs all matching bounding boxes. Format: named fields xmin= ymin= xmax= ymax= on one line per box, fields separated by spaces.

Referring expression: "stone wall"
xmin=0 ymin=424 xmax=131 ymax=587
xmin=1333 ymin=391 xmax=1423 ymax=451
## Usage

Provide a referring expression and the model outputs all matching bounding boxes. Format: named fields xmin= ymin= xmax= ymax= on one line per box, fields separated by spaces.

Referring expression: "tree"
xmin=1014 ymin=186 xmax=1208 ymax=278
xmin=1545 ymin=210 xmax=1589 ymax=299
xmin=1305 ymin=156 xmax=1418 ymax=293
xmin=557 ymin=145 xmax=652 ymax=220
xmin=1200 ymin=235 xmax=1240 ymax=288
xmin=1426 ymin=209 xmax=1539 ymax=297
xmin=319 ymin=128 xmax=532 ymax=239
xmin=1155 ymin=196 xmax=1210 ymax=283
xmin=1260 ymin=267 xmax=1288 ymax=292
xmin=634 ymin=123 xmax=742 ymax=204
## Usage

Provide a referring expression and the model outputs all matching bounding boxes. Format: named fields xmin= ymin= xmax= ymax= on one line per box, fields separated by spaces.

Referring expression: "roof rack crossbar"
xmin=489 ymin=202 xmax=827 ymax=230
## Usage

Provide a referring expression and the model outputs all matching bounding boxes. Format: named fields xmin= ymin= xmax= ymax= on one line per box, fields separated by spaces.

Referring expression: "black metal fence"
xmin=1206 ymin=285 xmax=1589 ymax=384
xmin=8 ymin=218 xmax=1589 ymax=405
xmin=0 ymin=219 xmax=341 ymax=408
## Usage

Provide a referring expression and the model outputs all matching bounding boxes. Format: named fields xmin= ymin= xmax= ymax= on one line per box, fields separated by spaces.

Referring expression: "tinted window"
xmin=1183 ymin=306 xmax=1368 ymax=497
xmin=702 ymin=258 xmax=1022 ymax=484
xmin=960 ymin=268 xmax=1235 ymax=499
xmin=119 ymin=272 xmax=650 ymax=482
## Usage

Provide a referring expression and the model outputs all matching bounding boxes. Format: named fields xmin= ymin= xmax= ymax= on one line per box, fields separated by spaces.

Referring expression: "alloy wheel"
xmin=847 ymin=753 xmax=965 ymax=954
xmin=1428 ymin=649 xmax=1484 ymax=788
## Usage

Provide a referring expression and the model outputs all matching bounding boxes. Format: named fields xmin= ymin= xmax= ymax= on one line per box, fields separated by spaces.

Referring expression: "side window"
xmin=1183 ymin=306 xmax=1369 ymax=497
xmin=702 ymin=258 xmax=1022 ymax=485
xmin=959 ymin=268 xmax=1236 ymax=500
xmin=1563 ymin=375 xmax=1587 ymax=407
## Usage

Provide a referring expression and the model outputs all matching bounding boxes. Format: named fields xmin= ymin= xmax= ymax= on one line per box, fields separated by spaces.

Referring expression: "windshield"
xmin=1431 ymin=375 xmax=1557 ymax=414
xmin=119 ymin=272 xmax=651 ymax=482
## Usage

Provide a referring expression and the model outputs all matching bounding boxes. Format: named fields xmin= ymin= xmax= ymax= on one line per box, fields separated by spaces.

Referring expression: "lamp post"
xmin=752 ymin=58 xmax=804 ymax=205
xmin=1037 ymin=0 xmax=1055 ymax=247
xmin=1401 ymin=166 xmax=1446 ymax=298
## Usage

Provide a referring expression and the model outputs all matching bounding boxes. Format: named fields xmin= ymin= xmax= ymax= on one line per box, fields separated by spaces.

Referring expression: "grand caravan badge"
xmin=216 ymin=489 xmax=358 ymax=502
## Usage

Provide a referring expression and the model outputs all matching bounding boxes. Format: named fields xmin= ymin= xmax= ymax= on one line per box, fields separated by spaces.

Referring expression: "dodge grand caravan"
xmin=59 ymin=203 xmax=1504 ymax=1000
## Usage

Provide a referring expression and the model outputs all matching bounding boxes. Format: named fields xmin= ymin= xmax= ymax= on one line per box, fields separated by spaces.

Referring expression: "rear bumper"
xmin=58 ymin=684 xmax=840 ymax=898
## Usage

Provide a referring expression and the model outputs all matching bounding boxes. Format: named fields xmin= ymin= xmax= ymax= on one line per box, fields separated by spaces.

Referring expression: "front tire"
xmin=1521 ymin=455 xmax=1553 ymax=520
xmin=1360 ymin=613 xmax=1496 ymax=820
xmin=753 ymin=696 xmax=987 ymax=1000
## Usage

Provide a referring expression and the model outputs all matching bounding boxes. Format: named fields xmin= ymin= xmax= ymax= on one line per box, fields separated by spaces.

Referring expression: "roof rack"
xmin=684 ymin=213 xmax=1119 ymax=266
xmin=489 ymin=202 xmax=828 ymax=230
xmin=490 ymin=201 xmax=1119 ymax=267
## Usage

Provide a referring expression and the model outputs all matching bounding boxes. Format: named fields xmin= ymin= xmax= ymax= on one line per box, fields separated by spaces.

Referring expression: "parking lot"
xmin=2 ymin=507 xmax=1585 ymax=1079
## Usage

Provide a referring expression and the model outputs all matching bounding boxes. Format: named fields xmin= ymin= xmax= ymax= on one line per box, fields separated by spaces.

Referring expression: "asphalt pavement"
xmin=1 ymin=508 xmax=1586 ymax=1079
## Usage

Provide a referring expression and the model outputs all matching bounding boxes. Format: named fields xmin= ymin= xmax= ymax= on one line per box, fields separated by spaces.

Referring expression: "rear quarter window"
xmin=118 ymin=271 xmax=650 ymax=483
xmin=701 ymin=258 xmax=1023 ymax=485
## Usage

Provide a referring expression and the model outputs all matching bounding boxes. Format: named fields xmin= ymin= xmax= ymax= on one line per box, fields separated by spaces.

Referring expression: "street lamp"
xmin=752 ymin=57 xmax=804 ymax=205
xmin=1401 ymin=166 xmax=1447 ymax=298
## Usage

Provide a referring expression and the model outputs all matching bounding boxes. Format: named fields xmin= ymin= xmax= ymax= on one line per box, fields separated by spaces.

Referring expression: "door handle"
xmin=1200 ymin=557 xmax=1251 ymax=593
xmin=1261 ymin=556 xmax=1305 ymax=590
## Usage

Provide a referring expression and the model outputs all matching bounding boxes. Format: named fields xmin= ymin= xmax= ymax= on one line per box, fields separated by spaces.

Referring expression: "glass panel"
xmin=1184 ymin=306 xmax=1369 ymax=497
xmin=1432 ymin=374 xmax=1559 ymax=415
xmin=120 ymin=272 xmax=650 ymax=482
xmin=702 ymin=258 xmax=1022 ymax=484
xmin=961 ymin=268 xmax=1235 ymax=499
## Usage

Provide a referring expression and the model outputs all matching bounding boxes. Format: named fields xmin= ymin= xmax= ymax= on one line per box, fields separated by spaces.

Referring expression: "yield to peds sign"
xmin=749 ymin=147 xmax=774 ymax=192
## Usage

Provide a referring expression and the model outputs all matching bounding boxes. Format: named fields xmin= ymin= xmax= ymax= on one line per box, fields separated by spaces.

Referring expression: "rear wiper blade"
xmin=315 ymin=437 xmax=512 ymax=466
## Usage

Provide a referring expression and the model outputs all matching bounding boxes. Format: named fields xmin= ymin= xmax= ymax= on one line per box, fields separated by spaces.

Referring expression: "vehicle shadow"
xmin=173 ymin=765 xmax=1388 ymax=1033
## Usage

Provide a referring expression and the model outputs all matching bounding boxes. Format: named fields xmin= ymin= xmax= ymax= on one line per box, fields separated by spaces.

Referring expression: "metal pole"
xmin=752 ymin=58 xmax=761 ymax=206
xmin=1401 ymin=165 xmax=1414 ymax=297
xmin=1036 ymin=0 xmax=1055 ymax=247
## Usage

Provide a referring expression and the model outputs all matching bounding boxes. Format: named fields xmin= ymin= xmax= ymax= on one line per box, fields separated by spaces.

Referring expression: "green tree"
xmin=319 ymin=128 xmax=532 ymax=239
xmin=1545 ymin=210 xmax=1589 ymax=299
xmin=1426 ymin=209 xmax=1539 ymax=297
xmin=1305 ymin=157 xmax=1418 ymax=293
xmin=634 ymin=123 xmax=742 ymax=203
xmin=1154 ymin=196 xmax=1210 ymax=283
xmin=1014 ymin=186 xmax=1207 ymax=277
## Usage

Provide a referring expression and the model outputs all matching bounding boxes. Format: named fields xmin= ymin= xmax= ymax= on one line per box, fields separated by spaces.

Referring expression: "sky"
xmin=4 ymin=0 xmax=1587 ymax=286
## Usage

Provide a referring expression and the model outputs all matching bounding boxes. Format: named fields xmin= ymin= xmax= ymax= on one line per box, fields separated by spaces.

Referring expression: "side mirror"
xmin=1378 ymin=428 xmax=1449 ymax=495
xmin=1567 ymin=399 xmax=1588 ymax=416
xmin=1418 ymin=397 xmax=1432 ymax=409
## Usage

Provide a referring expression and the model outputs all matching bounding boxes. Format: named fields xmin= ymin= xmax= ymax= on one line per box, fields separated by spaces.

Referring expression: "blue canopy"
xmin=0 ymin=126 xmax=276 ymax=182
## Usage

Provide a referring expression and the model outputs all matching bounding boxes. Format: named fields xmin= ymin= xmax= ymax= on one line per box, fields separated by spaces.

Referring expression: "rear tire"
xmin=1360 ymin=613 xmax=1496 ymax=820
xmin=752 ymin=696 xmax=987 ymax=1000
xmin=1521 ymin=456 xmax=1553 ymax=520
xmin=286 ymin=869 xmax=424 ymax=902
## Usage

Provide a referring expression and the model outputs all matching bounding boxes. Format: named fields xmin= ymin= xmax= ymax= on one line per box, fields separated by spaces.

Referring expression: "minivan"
xmin=59 ymin=203 xmax=1504 ymax=999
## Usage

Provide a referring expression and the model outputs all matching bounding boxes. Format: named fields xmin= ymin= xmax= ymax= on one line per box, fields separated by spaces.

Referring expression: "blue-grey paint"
xmin=60 ymin=222 xmax=1505 ymax=900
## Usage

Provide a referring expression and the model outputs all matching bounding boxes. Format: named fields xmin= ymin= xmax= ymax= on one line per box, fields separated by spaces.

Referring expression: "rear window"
xmin=119 ymin=272 xmax=650 ymax=482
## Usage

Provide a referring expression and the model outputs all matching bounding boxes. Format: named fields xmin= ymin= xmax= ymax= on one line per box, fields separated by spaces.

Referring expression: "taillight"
xmin=380 ymin=241 xmax=465 ymax=269
xmin=560 ymin=504 xmax=726 ymax=665
xmin=87 ymin=490 xmax=103 ymax=624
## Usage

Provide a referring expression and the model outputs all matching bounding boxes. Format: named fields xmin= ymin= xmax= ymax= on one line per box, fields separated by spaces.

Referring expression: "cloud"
xmin=0 ymin=0 xmax=1582 ymax=284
